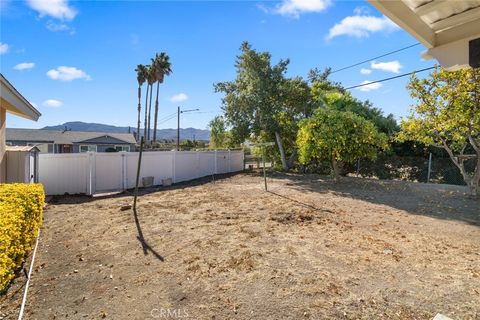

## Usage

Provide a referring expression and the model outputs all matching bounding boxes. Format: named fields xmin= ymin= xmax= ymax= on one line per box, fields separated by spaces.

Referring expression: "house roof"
xmin=6 ymin=128 xmax=137 ymax=145
xmin=6 ymin=145 xmax=40 ymax=152
xmin=369 ymin=0 xmax=480 ymax=70
xmin=0 ymin=73 xmax=41 ymax=121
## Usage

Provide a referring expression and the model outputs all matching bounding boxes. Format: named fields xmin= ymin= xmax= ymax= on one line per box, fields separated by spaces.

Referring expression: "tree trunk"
xmin=274 ymin=131 xmax=288 ymax=171
xmin=468 ymin=178 xmax=479 ymax=198
xmin=464 ymin=151 xmax=480 ymax=198
xmin=439 ymin=136 xmax=479 ymax=198
xmin=136 ymin=86 xmax=142 ymax=142
xmin=153 ymin=82 xmax=160 ymax=143
xmin=147 ymin=84 xmax=153 ymax=142
xmin=331 ymin=155 xmax=340 ymax=182
xmin=287 ymin=148 xmax=297 ymax=169
xmin=143 ymin=84 xmax=150 ymax=141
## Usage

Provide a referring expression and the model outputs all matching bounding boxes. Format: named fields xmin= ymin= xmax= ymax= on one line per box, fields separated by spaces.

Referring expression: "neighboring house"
xmin=6 ymin=128 xmax=136 ymax=153
xmin=0 ymin=74 xmax=41 ymax=183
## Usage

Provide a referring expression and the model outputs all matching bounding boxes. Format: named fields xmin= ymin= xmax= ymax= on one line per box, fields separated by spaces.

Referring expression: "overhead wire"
xmin=345 ymin=66 xmax=435 ymax=90
xmin=330 ymin=43 xmax=421 ymax=74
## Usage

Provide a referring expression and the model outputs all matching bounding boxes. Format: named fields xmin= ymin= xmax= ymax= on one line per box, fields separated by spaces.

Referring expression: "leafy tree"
xmin=208 ymin=115 xmax=227 ymax=149
xmin=399 ymin=67 xmax=480 ymax=197
xmin=312 ymin=90 xmax=398 ymax=135
xmin=257 ymin=77 xmax=313 ymax=167
xmin=215 ymin=42 xmax=308 ymax=170
xmin=135 ymin=64 xmax=148 ymax=141
xmin=297 ymin=107 xmax=388 ymax=181
xmin=152 ymin=52 xmax=172 ymax=142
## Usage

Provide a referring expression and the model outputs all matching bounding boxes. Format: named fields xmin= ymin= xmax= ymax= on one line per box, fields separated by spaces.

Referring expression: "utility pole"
xmin=177 ymin=106 xmax=180 ymax=151
xmin=177 ymin=107 xmax=200 ymax=151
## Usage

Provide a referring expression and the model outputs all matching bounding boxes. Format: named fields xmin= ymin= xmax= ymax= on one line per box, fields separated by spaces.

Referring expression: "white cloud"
xmin=371 ymin=60 xmax=403 ymax=73
xmin=357 ymin=81 xmax=383 ymax=92
xmin=26 ymin=0 xmax=77 ymax=21
xmin=46 ymin=66 xmax=91 ymax=81
xmin=169 ymin=93 xmax=188 ymax=103
xmin=360 ymin=68 xmax=372 ymax=75
xmin=326 ymin=14 xmax=399 ymax=40
xmin=14 ymin=62 xmax=35 ymax=71
xmin=46 ymin=21 xmax=75 ymax=34
xmin=43 ymin=99 xmax=63 ymax=108
xmin=0 ymin=42 xmax=9 ymax=54
xmin=261 ymin=0 xmax=331 ymax=18
xmin=353 ymin=6 xmax=370 ymax=16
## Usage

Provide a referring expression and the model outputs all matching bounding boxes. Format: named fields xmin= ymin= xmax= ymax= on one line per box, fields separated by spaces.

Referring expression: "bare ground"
xmin=1 ymin=172 xmax=479 ymax=320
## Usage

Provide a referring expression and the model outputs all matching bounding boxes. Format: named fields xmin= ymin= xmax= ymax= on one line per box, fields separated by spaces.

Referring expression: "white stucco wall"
xmin=0 ymin=107 xmax=6 ymax=183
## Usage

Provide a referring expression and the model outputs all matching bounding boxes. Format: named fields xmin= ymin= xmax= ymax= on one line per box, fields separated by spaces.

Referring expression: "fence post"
xmin=197 ymin=151 xmax=200 ymax=178
xmin=228 ymin=150 xmax=231 ymax=173
xmin=122 ymin=153 xmax=127 ymax=191
xmin=172 ymin=150 xmax=176 ymax=183
xmin=214 ymin=150 xmax=218 ymax=175
xmin=87 ymin=152 xmax=95 ymax=195
xmin=427 ymin=152 xmax=432 ymax=183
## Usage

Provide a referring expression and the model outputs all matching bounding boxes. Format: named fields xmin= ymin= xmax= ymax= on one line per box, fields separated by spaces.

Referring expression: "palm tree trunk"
xmin=143 ymin=84 xmax=150 ymax=140
xmin=136 ymin=86 xmax=142 ymax=142
xmin=147 ymin=84 xmax=153 ymax=142
xmin=153 ymin=81 xmax=160 ymax=142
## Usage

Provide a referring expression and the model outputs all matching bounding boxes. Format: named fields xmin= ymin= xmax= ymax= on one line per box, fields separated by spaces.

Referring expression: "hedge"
xmin=0 ymin=184 xmax=44 ymax=292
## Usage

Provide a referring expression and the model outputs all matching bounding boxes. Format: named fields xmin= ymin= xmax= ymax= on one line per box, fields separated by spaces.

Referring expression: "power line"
xmin=331 ymin=43 xmax=421 ymax=74
xmin=155 ymin=112 xmax=177 ymax=123
xmin=156 ymin=114 xmax=177 ymax=125
xmin=345 ymin=66 xmax=435 ymax=90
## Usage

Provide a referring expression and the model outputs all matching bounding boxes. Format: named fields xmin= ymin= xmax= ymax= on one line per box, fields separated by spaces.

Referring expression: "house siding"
xmin=6 ymin=137 xmax=135 ymax=153
xmin=73 ymin=144 xmax=134 ymax=153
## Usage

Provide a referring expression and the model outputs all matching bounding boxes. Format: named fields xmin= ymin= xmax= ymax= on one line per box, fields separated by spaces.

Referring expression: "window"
xmin=115 ymin=145 xmax=130 ymax=152
xmin=80 ymin=145 xmax=97 ymax=153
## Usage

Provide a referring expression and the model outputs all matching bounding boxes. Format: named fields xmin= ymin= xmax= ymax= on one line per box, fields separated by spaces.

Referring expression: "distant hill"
xmin=42 ymin=121 xmax=210 ymax=141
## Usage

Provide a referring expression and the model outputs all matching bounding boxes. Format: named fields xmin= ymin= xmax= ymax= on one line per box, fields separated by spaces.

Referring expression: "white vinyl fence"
xmin=39 ymin=150 xmax=244 ymax=195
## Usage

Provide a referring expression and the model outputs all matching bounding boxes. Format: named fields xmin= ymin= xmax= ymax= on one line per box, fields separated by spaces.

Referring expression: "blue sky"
xmin=0 ymin=0 xmax=434 ymax=131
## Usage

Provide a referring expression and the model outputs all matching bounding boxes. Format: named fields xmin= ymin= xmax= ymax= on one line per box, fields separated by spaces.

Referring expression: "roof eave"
xmin=0 ymin=73 xmax=42 ymax=121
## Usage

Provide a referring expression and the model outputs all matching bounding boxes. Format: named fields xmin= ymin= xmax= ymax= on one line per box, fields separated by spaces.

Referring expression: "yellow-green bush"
xmin=0 ymin=184 xmax=44 ymax=292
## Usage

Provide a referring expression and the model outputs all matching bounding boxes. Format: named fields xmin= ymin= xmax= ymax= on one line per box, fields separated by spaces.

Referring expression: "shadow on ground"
xmin=47 ymin=172 xmax=239 ymax=205
xmin=262 ymin=170 xmax=480 ymax=226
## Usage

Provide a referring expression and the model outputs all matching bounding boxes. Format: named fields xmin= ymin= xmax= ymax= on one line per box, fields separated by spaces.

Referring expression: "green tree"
xmin=135 ymin=64 xmax=148 ymax=142
xmin=208 ymin=115 xmax=227 ymax=149
xmin=399 ymin=67 xmax=480 ymax=197
xmin=312 ymin=90 xmax=398 ymax=135
xmin=152 ymin=52 xmax=172 ymax=143
xmin=297 ymin=107 xmax=388 ymax=181
xmin=215 ymin=42 xmax=307 ymax=170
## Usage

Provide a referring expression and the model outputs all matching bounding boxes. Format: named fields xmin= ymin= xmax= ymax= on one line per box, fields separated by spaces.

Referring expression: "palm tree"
xmin=152 ymin=52 xmax=172 ymax=142
xmin=135 ymin=64 xmax=148 ymax=142
xmin=146 ymin=65 xmax=156 ymax=142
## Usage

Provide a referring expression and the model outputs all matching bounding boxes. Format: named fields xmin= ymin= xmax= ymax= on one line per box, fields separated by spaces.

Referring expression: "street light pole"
xmin=176 ymin=107 xmax=200 ymax=151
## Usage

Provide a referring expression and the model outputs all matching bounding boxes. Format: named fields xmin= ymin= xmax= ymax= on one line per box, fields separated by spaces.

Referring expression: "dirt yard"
xmin=1 ymin=172 xmax=479 ymax=319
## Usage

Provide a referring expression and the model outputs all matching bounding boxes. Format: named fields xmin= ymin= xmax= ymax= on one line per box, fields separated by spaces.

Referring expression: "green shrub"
xmin=0 ymin=184 xmax=44 ymax=292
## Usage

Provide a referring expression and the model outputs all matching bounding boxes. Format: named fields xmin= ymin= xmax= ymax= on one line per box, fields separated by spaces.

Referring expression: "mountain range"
xmin=42 ymin=122 xmax=210 ymax=141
